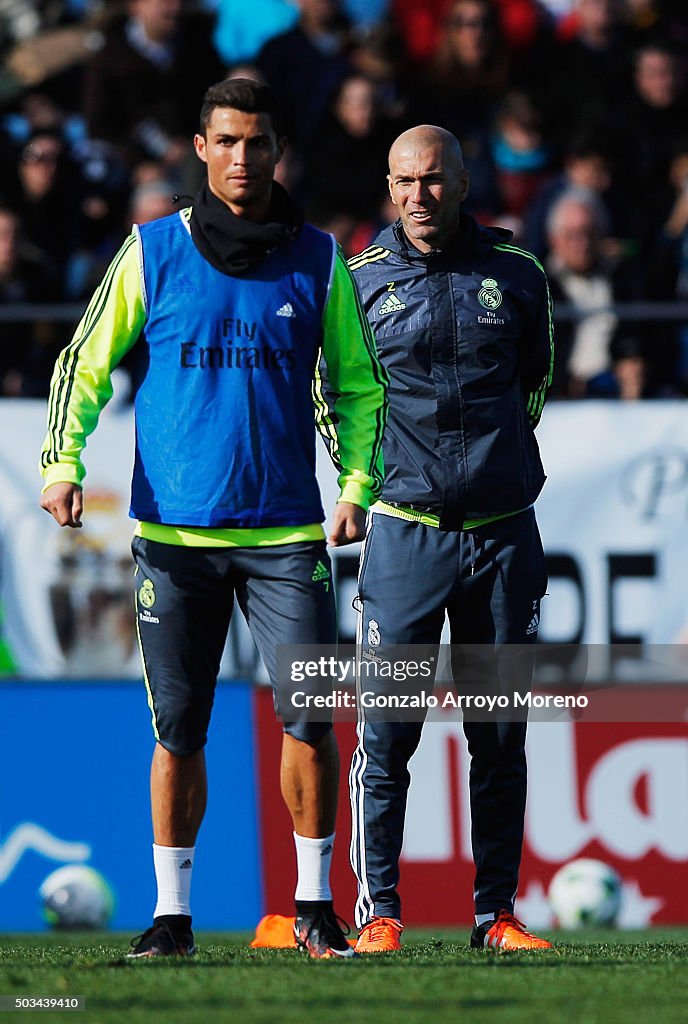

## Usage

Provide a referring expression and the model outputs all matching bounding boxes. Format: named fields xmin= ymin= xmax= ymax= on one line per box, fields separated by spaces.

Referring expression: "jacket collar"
xmin=377 ymin=212 xmax=513 ymax=262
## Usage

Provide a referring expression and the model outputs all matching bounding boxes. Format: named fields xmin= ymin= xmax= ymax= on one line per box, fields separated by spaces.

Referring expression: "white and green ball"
xmin=548 ymin=858 xmax=622 ymax=929
xmin=39 ymin=864 xmax=115 ymax=930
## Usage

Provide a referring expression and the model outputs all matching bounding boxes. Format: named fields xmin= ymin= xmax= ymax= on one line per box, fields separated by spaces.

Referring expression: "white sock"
xmin=475 ymin=912 xmax=496 ymax=928
xmin=293 ymin=832 xmax=334 ymax=902
xmin=153 ymin=844 xmax=195 ymax=917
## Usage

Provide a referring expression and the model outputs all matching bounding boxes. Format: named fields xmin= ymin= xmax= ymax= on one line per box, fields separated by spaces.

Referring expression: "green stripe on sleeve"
xmin=40 ymin=235 xmax=146 ymax=487
xmin=494 ymin=242 xmax=554 ymax=427
xmin=318 ymin=248 xmax=388 ymax=508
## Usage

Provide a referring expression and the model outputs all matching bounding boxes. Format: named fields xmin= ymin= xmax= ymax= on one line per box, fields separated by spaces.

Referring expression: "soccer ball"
xmin=548 ymin=858 xmax=622 ymax=929
xmin=39 ymin=864 xmax=115 ymax=930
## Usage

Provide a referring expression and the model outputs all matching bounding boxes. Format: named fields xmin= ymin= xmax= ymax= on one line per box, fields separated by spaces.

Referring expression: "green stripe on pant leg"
xmin=134 ymin=572 xmax=160 ymax=741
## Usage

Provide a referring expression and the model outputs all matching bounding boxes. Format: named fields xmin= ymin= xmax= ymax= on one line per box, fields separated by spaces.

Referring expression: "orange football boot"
xmin=474 ymin=910 xmax=553 ymax=951
xmin=355 ymin=916 xmax=404 ymax=953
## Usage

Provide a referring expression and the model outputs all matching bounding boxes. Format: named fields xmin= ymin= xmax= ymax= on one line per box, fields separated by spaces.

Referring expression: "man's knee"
xmin=154 ymin=736 xmax=206 ymax=759
xmin=283 ymin=720 xmax=334 ymax=745
xmin=465 ymin=721 xmax=527 ymax=767
xmin=154 ymin=703 xmax=211 ymax=758
xmin=356 ymin=721 xmax=423 ymax=772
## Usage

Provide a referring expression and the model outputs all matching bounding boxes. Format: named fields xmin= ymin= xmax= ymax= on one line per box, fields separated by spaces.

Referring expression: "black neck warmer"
xmin=189 ymin=181 xmax=304 ymax=276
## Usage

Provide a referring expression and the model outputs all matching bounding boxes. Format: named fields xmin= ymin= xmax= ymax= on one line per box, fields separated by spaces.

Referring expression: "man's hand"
xmin=328 ymin=502 xmax=366 ymax=546
xmin=40 ymin=482 xmax=83 ymax=528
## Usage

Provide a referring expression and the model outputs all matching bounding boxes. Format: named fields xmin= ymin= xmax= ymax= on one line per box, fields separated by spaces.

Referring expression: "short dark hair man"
xmin=40 ymin=78 xmax=387 ymax=959
xmin=348 ymin=125 xmax=554 ymax=953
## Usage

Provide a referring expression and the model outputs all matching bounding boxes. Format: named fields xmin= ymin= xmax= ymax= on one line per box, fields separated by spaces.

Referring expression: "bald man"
xmin=348 ymin=126 xmax=555 ymax=952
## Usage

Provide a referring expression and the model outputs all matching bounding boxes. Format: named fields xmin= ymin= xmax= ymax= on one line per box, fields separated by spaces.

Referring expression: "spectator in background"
xmin=413 ymin=0 xmax=511 ymax=136
xmin=83 ymin=0 xmax=223 ymax=171
xmin=304 ymin=75 xmax=392 ymax=225
xmin=523 ymin=130 xmax=626 ymax=260
xmin=0 ymin=0 xmax=111 ymax=110
xmin=0 ymin=206 xmax=60 ymax=397
xmin=342 ymin=0 xmax=389 ymax=31
xmin=391 ymin=0 xmax=446 ymax=63
xmin=113 ymin=177 xmax=178 ymax=400
xmin=609 ymin=334 xmax=651 ymax=400
xmin=128 ymin=179 xmax=176 ymax=227
xmin=0 ymin=0 xmax=43 ymax=57
xmin=343 ymin=190 xmax=398 ymax=257
xmin=70 ymin=136 xmax=133 ymax=293
xmin=208 ymin=0 xmax=299 ymax=66
xmin=490 ymin=91 xmax=552 ymax=235
xmin=390 ymin=0 xmax=549 ymax=66
xmin=256 ymin=0 xmax=352 ymax=148
xmin=348 ymin=19 xmax=409 ymax=125
xmin=623 ymin=0 xmax=688 ymax=49
xmin=409 ymin=0 xmax=510 ymax=219
xmin=645 ymin=140 xmax=688 ymax=390
xmin=492 ymin=0 xmax=555 ymax=96
xmin=209 ymin=0 xmax=391 ymax=60
xmin=8 ymin=125 xmax=131 ymax=300
xmin=614 ymin=41 xmax=688 ymax=251
xmin=10 ymin=129 xmax=79 ymax=292
xmin=1 ymin=90 xmax=79 ymax=148
xmin=545 ymin=189 xmax=640 ymax=396
xmin=0 ymin=86 xmax=132 ymax=296
xmin=539 ymin=0 xmax=630 ymax=149
xmin=623 ymin=0 xmax=663 ymax=42
xmin=494 ymin=0 xmax=551 ymax=48
xmin=648 ymin=143 xmax=688 ymax=298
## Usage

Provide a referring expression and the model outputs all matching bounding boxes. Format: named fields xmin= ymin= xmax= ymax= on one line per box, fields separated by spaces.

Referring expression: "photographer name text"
xmin=290 ymin=691 xmax=589 ymax=710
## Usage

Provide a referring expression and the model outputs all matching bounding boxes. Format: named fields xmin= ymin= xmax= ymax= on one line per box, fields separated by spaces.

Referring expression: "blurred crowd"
xmin=1 ymin=0 xmax=687 ymax=400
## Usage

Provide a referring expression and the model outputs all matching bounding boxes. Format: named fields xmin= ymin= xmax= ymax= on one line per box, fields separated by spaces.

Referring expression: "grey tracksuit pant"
xmin=349 ymin=508 xmax=547 ymax=927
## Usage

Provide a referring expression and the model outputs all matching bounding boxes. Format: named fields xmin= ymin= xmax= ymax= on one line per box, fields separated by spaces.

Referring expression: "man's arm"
xmin=315 ymin=245 xmax=388 ymax=543
xmin=40 ymin=233 xmax=146 ymax=527
xmin=521 ymin=267 xmax=555 ymax=428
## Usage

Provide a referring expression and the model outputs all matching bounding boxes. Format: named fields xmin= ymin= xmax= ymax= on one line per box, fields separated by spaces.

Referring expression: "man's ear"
xmin=459 ymin=169 xmax=470 ymax=202
xmin=276 ymin=136 xmax=288 ymax=165
xmin=194 ymin=133 xmax=208 ymax=164
xmin=387 ymin=175 xmax=397 ymax=206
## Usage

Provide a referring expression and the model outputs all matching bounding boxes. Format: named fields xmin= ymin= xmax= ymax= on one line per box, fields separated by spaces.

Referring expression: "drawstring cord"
xmin=468 ymin=532 xmax=476 ymax=576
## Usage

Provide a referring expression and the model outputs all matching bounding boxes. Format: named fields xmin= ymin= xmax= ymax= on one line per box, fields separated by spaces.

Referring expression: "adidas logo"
xmin=312 ymin=560 xmax=330 ymax=591
xmin=276 ymin=302 xmax=295 ymax=318
xmin=174 ymin=276 xmax=195 ymax=294
xmin=179 ymin=859 xmax=193 ymax=869
xmin=320 ymin=843 xmax=333 ymax=856
xmin=526 ymin=613 xmax=540 ymax=636
xmin=378 ymin=293 xmax=406 ymax=315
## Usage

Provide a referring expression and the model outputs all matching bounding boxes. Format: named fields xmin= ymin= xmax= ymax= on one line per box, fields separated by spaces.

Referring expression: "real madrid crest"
xmin=138 ymin=578 xmax=156 ymax=609
xmin=367 ymin=618 xmax=381 ymax=647
xmin=477 ymin=277 xmax=503 ymax=310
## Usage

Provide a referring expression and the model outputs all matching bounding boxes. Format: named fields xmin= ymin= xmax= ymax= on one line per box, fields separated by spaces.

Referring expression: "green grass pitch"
xmin=1 ymin=930 xmax=687 ymax=1024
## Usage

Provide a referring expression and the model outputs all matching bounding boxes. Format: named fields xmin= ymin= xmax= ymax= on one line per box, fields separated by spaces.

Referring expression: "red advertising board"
xmin=254 ymin=689 xmax=688 ymax=925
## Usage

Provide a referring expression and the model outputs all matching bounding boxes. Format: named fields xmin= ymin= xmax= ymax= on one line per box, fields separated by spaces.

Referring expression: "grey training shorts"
xmin=132 ymin=536 xmax=337 ymax=755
